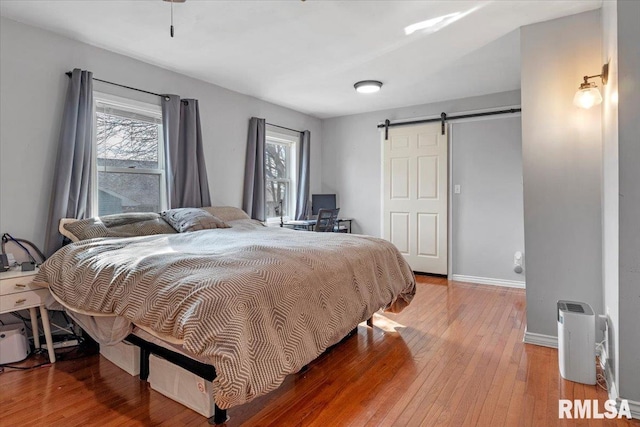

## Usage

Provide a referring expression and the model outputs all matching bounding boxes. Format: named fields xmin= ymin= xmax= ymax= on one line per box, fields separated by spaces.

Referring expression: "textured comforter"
xmin=36 ymin=219 xmax=416 ymax=408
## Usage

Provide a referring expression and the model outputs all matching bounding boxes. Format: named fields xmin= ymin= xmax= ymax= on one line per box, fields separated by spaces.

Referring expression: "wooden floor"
xmin=1 ymin=276 xmax=637 ymax=427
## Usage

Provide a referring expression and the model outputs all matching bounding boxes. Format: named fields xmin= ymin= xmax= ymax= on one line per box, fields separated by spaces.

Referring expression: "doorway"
xmin=449 ymin=115 xmax=525 ymax=287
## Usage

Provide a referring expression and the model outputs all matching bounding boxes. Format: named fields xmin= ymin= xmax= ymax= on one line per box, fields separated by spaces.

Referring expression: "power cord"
xmin=0 ymin=361 xmax=51 ymax=371
xmin=0 ymin=335 xmax=96 ymax=373
xmin=10 ymin=310 xmax=83 ymax=340
xmin=595 ymin=358 xmax=609 ymax=392
xmin=0 ymin=349 xmax=51 ymax=372
xmin=1 ymin=233 xmax=41 ymax=266
xmin=595 ymin=340 xmax=609 ymax=392
xmin=10 ymin=312 xmax=33 ymax=334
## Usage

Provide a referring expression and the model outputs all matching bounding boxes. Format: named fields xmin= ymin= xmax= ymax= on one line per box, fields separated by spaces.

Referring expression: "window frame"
xmin=264 ymin=127 xmax=299 ymax=223
xmin=91 ymin=92 xmax=167 ymax=217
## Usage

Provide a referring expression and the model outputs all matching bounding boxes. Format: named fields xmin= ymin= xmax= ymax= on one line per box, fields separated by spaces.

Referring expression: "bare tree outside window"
xmin=95 ymin=103 xmax=165 ymax=216
xmin=96 ymin=112 xmax=158 ymax=167
xmin=265 ymin=141 xmax=290 ymax=219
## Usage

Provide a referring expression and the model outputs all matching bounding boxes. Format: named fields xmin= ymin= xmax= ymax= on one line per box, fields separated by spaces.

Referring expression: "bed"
xmin=34 ymin=207 xmax=416 ymax=423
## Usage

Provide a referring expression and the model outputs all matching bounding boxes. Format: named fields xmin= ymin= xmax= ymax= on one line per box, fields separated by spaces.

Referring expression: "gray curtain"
xmin=295 ymin=130 xmax=311 ymax=220
xmin=162 ymin=95 xmax=211 ymax=208
xmin=44 ymin=68 xmax=94 ymax=257
xmin=242 ymin=117 xmax=266 ymax=221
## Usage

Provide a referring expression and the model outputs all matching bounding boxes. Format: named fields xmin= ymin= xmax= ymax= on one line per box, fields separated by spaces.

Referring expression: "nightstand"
xmin=0 ymin=268 xmax=56 ymax=363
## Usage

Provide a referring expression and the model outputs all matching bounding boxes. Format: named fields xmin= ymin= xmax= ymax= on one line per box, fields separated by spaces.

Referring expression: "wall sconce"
xmin=573 ymin=63 xmax=609 ymax=109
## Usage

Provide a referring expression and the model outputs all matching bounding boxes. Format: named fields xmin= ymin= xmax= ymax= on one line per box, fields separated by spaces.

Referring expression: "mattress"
xmin=60 ymin=305 xmax=194 ymax=357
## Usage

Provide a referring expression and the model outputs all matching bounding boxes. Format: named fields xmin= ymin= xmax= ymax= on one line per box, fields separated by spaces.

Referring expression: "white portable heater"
xmin=0 ymin=322 xmax=30 ymax=365
xmin=557 ymin=300 xmax=595 ymax=385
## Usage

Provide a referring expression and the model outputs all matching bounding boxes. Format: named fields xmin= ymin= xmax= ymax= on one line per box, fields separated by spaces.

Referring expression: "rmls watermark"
xmin=559 ymin=399 xmax=632 ymax=419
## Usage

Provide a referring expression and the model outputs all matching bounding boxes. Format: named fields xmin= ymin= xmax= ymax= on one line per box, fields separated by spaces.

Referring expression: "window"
xmin=265 ymin=128 xmax=298 ymax=221
xmin=93 ymin=93 xmax=166 ymax=216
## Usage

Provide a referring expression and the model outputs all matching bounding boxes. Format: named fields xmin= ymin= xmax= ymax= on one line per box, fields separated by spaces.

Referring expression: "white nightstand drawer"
xmin=0 ymin=275 xmax=42 ymax=296
xmin=0 ymin=289 xmax=49 ymax=313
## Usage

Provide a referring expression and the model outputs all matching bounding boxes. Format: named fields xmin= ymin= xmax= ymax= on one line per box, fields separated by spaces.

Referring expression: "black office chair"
xmin=315 ymin=208 xmax=340 ymax=232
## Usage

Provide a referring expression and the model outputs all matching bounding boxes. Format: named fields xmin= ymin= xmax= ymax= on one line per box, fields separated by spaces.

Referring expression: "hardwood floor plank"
xmin=420 ymin=288 xmax=508 ymax=424
xmin=380 ymin=285 xmax=499 ymax=426
xmin=1 ymin=276 xmax=637 ymax=427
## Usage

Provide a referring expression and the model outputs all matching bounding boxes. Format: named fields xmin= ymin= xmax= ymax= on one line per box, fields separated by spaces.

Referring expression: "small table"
xmin=283 ymin=218 xmax=353 ymax=233
xmin=0 ymin=268 xmax=56 ymax=363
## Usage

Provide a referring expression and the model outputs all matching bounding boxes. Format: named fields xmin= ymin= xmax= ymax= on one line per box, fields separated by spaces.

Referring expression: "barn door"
xmin=383 ymin=123 xmax=448 ymax=274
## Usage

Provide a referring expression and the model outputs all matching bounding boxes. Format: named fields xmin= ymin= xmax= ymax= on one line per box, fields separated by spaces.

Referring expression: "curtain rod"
xmin=377 ymin=108 xmax=521 ymax=139
xmin=266 ymin=122 xmax=302 ymax=134
xmin=65 ymin=71 xmax=171 ymax=101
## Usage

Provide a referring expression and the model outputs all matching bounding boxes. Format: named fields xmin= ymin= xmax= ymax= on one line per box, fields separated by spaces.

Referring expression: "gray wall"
xmin=521 ymin=10 xmax=603 ymax=337
xmin=0 ymin=17 xmax=323 ymax=249
xmin=616 ymin=0 xmax=640 ymax=404
xmin=321 ymin=90 xmax=521 ymax=237
xmin=451 ymin=117 xmax=525 ymax=283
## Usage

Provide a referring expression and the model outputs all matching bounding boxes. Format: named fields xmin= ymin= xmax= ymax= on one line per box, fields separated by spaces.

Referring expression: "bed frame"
xmin=124 ymin=317 xmax=374 ymax=425
xmin=124 ymin=333 xmax=228 ymax=424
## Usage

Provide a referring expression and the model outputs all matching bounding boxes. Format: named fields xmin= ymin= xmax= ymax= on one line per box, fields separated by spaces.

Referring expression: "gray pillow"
xmin=63 ymin=213 xmax=177 ymax=241
xmin=161 ymin=208 xmax=228 ymax=233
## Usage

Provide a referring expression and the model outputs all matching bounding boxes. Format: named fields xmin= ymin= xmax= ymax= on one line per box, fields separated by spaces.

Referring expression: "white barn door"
xmin=383 ymin=123 xmax=448 ymax=274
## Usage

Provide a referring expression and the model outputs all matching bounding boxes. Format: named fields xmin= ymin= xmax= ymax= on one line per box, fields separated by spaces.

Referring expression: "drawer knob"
xmin=15 ymin=298 xmax=27 ymax=304
xmin=15 ymin=283 xmax=26 ymax=288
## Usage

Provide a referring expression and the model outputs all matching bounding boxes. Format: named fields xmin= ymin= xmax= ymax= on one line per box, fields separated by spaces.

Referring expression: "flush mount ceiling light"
xmin=573 ymin=63 xmax=609 ymax=109
xmin=163 ymin=0 xmax=186 ymax=38
xmin=354 ymin=80 xmax=383 ymax=94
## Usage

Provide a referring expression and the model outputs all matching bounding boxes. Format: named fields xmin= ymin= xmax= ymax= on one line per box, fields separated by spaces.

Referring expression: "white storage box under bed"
xmin=148 ymin=353 xmax=216 ymax=418
xmin=100 ymin=341 xmax=140 ymax=376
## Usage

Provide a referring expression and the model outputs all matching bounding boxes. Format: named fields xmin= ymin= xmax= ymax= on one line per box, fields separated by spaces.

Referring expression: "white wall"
xmin=321 ymin=90 xmax=521 ymax=237
xmin=451 ymin=116 xmax=525 ymax=284
xmin=0 ymin=17 xmax=322 ymax=250
xmin=520 ymin=10 xmax=603 ymax=338
xmin=616 ymin=0 xmax=640 ymax=405
xmin=601 ymin=0 xmax=620 ymax=395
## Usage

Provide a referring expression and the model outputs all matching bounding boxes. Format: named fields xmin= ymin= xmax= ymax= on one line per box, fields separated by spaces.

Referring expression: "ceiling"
xmin=0 ymin=1 xmax=601 ymax=119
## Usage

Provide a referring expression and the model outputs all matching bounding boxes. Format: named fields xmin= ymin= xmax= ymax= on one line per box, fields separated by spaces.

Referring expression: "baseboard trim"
xmin=627 ymin=399 xmax=640 ymax=420
xmin=451 ymin=274 xmax=526 ymax=289
xmin=523 ymin=329 xmax=558 ymax=348
xmin=606 ymin=365 xmax=618 ymax=401
xmin=606 ymin=373 xmax=640 ymax=420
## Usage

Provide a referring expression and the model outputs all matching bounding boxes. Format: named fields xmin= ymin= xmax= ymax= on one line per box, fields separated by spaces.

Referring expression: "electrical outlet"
xmin=454 ymin=184 xmax=461 ymax=194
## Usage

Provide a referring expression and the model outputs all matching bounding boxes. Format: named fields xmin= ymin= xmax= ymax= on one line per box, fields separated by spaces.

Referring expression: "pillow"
xmin=59 ymin=218 xmax=80 ymax=242
xmin=62 ymin=213 xmax=177 ymax=242
xmin=160 ymin=208 xmax=228 ymax=233
xmin=201 ymin=206 xmax=250 ymax=222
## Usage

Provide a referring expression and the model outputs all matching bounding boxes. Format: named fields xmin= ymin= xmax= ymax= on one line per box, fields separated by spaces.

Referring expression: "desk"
xmin=0 ymin=268 xmax=56 ymax=363
xmin=284 ymin=218 xmax=353 ymax=233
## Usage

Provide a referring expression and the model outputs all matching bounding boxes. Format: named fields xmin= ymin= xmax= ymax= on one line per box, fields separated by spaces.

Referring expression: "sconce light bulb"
xmin=573 ymin=86 xmax=602 ymax=109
